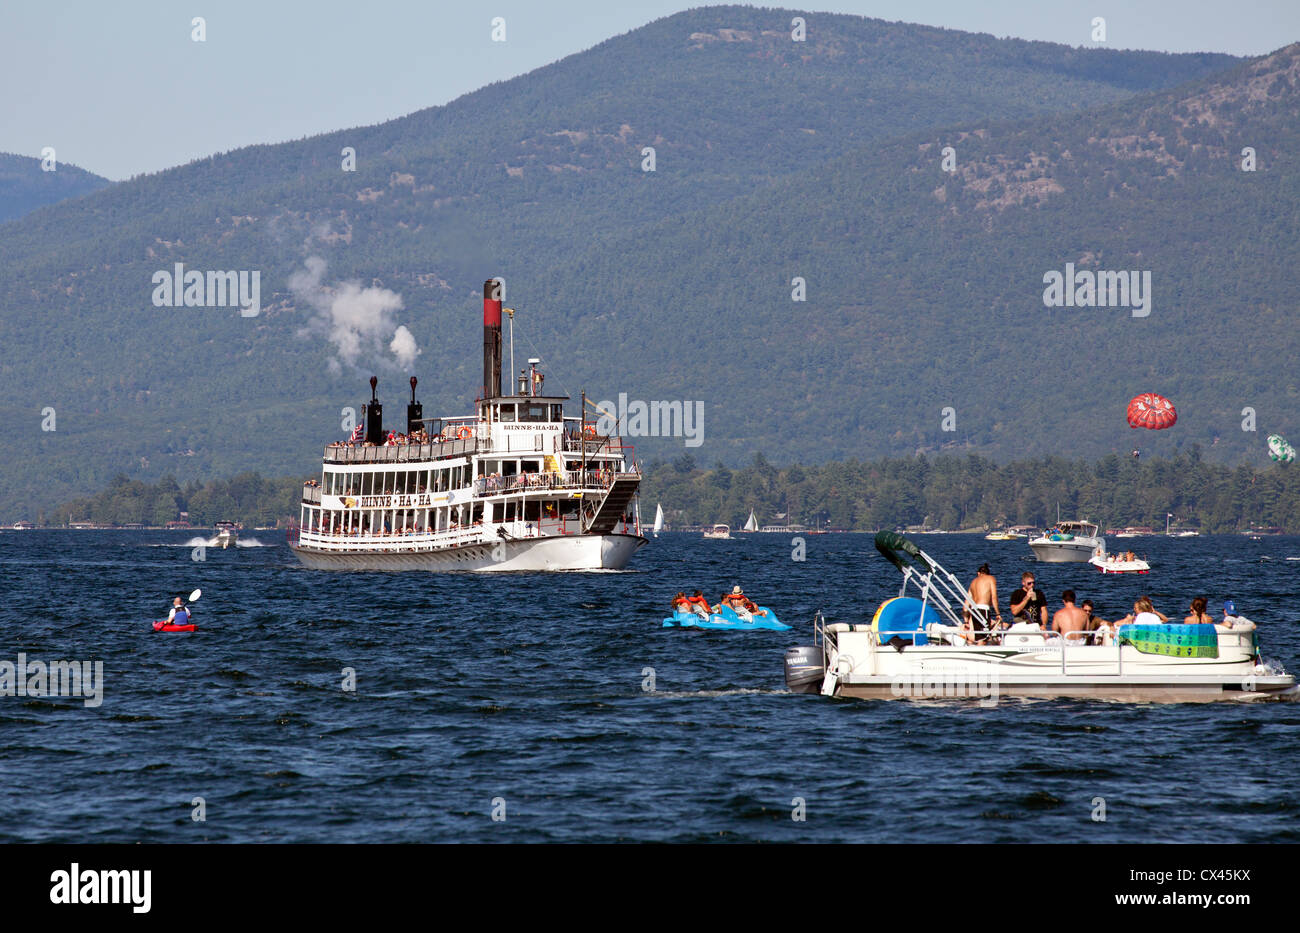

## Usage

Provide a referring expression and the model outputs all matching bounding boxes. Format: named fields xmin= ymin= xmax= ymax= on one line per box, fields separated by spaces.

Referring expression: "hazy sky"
xmin=3 ymin=0 xmax=1298 ymax=181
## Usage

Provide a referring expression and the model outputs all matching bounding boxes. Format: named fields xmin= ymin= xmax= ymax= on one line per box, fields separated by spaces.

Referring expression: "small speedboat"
xmin=703 ymin=524 xmax=731 ymax=540
xmin=1089 ymin=554 xmax=1150 ymax=574
xmin=664 ymin=605 xmax=788 ymax=630
xmin=215 ymin=521 xmax=239 ymax=549
xmin=984 ymin=530 xmax=1016 ymax=541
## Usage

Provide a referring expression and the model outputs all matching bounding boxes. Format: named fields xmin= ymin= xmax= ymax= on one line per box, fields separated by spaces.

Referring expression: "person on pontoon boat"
xmin=1009 ymin=572 xmax=1048 ymax=628
xmin=1184 ymin=596 xmax=1215 ymax=625
xmin=1081 ymin=599 xmax=1109 ymax=645
xmin=1051 ymin=589 xmax=1090 ymax=643
xmin=964 ymin=563 xmax=1001 ymax=643
xmin=1219 ymin=599 xmax=1256 ymax=631
xmin=719 ymin=586 xmax=767 ymax=620
xmin=1113 ymin=596 xmax=1167 ymax=629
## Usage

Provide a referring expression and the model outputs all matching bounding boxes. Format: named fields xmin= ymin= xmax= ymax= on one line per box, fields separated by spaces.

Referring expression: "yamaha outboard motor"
xmin=784 ymin=646 xmax=825 ymax=694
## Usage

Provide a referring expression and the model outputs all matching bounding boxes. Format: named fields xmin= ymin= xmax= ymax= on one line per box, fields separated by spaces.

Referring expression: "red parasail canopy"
xmin=1127 ymin=393 xmax=1177 ymax=430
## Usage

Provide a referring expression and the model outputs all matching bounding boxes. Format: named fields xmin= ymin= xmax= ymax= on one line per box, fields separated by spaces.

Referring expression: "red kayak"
xmin=152 ymin=621 xmax=196 ymax=632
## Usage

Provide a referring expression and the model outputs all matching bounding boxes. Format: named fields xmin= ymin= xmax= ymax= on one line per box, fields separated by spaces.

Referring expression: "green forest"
xmin=52 ymin=473 xmax=302 ymax=528
xmin=40 ymin=450 xmax=1300 ymax=533
xmin=640 ymin=449 xmax=1300 ymax=533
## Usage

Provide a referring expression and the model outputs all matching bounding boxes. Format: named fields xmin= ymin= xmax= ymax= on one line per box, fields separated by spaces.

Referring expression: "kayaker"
xmin=166 ymin=596 xmax=192 ymax=626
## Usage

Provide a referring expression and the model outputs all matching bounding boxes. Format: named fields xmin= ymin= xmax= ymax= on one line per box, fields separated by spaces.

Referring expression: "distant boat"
xmin=215 ymin=521 xmax=239 ymax=549
xmin=11 ymin=521 xmax=34 ymax=530
xmin=743 ymin=509 xmax=758 ymax=532
xmin=703 ymin=524 xmax=731 ymax=540
xmin=653 ymin=503 xmax=664 ymax=537
xmin=1029 ymin=520 xmax=1105 ymax=563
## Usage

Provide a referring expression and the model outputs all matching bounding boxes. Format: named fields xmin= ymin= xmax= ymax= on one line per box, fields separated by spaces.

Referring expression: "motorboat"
xmin=1089 ymin=553 xmax=1150 ymax=574
xmin=703 ymin=524 xmax=731 ymax=540
xmin=984 ymin=530 xmax=1016 ymax=541
xmin=784 ymin=532 xmax=1294 ymax=702
xmin=1029 ymin=520 xmax=1105 ymax=563
xmin=215 ymin=521 xmax=239 ymax=549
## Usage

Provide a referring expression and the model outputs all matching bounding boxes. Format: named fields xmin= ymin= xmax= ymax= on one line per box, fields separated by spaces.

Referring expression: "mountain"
xmin=0 ymin=152 xmax=111 ymax=225
xmin=538 ymin=40 xmax=1300 ymax=466
xmin=0 ymin=6 xmax=1268 ymax=516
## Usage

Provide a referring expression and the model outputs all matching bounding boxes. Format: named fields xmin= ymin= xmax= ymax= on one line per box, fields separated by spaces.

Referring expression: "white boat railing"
xmin=324 ymin=436 xmax=481 ymax=463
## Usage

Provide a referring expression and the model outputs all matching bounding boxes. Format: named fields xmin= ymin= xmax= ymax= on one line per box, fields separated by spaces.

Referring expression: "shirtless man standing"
xmin=1051 ymin=590 xmax=1090 ymax=643
xmin=964 ymin=563 xmax=1001 ymax=643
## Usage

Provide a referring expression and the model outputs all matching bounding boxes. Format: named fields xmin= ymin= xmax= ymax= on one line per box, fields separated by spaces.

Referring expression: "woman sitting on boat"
xmin=1184 ymin=597 xmax=1215 ymax=625
xmin=1113 ymin=596 xmax=1168 ymax=629
xmin=670 ymin=592 xmax=691 ymax=613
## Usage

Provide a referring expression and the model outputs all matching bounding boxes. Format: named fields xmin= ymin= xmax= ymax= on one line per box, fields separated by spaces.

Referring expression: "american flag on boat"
xmin=348 ymin=422 xmax=364 ymax=442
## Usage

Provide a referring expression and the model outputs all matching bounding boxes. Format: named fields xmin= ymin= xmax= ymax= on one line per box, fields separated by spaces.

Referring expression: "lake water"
xmin=1 ymin=529 xmax=1297 ymax=842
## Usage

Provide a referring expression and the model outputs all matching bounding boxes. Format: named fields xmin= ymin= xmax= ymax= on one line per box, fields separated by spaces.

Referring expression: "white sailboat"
xmin=653 ymin=502 xmax=664 ymax=537
xmin=743 ymin=509 xmax=759 ymax=533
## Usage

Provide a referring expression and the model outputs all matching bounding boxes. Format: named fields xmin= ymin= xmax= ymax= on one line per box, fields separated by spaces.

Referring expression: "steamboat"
xmin=290 ymin=280 xmax=646 ymax=571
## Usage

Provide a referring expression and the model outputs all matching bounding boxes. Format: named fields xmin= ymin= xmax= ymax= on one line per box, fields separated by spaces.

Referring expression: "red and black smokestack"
xmin=406 ymin=376 xmax=422 ymax=435
xmin=364 ymin=375 xmax=384 ymax=445
xmin=483 ymin=278 xmax=502 ymax=399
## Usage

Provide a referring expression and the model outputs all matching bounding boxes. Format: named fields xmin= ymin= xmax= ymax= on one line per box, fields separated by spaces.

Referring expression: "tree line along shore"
xmin=11 ymin=449 xmax=1297 ymax=534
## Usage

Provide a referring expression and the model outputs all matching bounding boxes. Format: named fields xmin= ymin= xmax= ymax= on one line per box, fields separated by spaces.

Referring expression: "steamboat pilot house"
xmin=291 ymin=280 xmax=646 ymax=571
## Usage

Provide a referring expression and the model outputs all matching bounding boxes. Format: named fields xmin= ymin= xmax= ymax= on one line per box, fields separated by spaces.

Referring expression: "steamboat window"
xmin=499 ymin=403 xmax=516 ymax=422
xmin=521 ymin=404 xmax=547 ymax=422
xmin=551 ymin=404 xmax=563 ymax=421
xmin=361 ymin=472 xmax=373 ymax=496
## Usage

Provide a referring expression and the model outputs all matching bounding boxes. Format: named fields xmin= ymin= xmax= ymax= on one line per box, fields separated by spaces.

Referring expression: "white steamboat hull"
xmin=291 ymin=533 xmax=646 ymax=572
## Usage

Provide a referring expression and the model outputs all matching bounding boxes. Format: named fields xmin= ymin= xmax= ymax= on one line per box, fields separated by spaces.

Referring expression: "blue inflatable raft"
xmin=662 ymin=605 xmax=790 ymax=630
